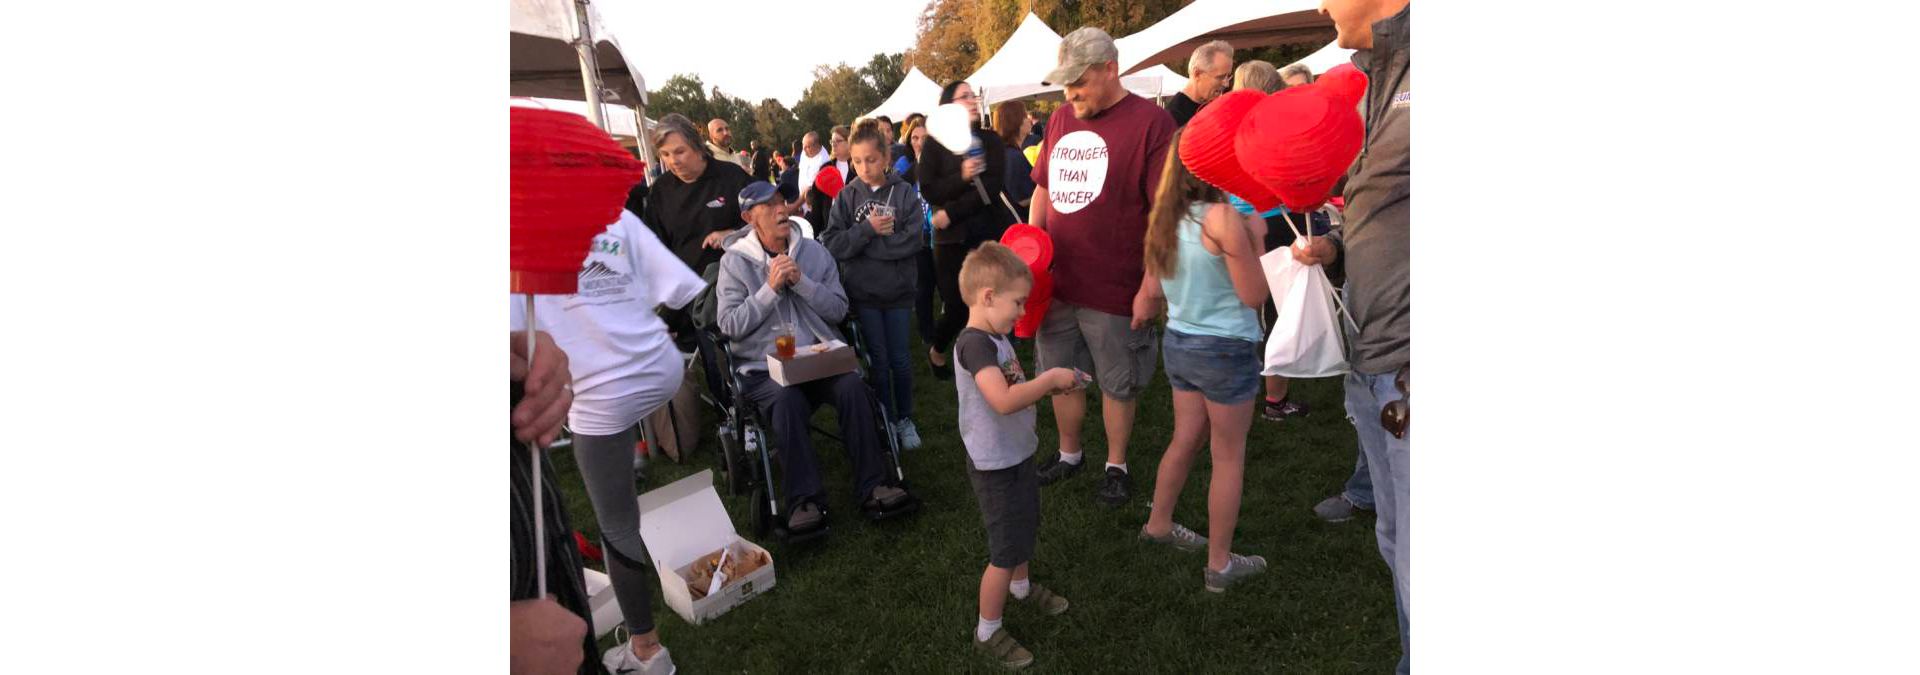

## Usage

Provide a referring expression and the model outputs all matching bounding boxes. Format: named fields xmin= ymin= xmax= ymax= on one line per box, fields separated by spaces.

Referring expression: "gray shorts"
xmin=1036 ymin=299 xmax=1160 ymax=401
xmin=967 ymin=458 xmax=1039 ymax=569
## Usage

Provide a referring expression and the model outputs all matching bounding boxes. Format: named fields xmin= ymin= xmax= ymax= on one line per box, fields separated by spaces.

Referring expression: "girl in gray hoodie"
xmin=821 ymin=118 xmax=929 ymax=450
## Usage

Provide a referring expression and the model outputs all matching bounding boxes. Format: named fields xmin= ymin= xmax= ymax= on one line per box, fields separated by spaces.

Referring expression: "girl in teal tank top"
xmin=1135 ymin=126 xmax=1276 ymax=588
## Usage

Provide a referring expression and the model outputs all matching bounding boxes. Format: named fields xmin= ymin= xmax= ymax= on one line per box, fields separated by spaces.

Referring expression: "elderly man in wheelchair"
xmin=713 ymin=182 xmax=917 ymax=534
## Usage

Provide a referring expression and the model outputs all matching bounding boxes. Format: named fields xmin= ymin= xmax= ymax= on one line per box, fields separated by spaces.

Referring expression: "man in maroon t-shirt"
xmin=1024 ymin=26 xmax=1176 ymax=507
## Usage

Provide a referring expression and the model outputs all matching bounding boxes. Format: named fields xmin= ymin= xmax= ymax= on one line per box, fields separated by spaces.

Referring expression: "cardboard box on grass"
xmin=638 ymin=469 xmax=775 ymax=625
xmin=767 ymin=339 xmax=859 ymax=387
xmin=582 ymin=568 xmax=622 ymax=639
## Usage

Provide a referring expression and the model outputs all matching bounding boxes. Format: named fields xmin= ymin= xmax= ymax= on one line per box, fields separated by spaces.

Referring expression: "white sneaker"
xmin=896 ymin=419 xmax=923 ymax=450
xmin=603 ymin=642 xmax=675 ymax=675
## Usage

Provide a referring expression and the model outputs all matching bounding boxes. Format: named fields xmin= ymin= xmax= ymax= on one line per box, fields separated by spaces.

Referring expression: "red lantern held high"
xmin=1179 ymin=89 xmax=1282 ymax=213
xmin=1235 ymin=84 xmax=1364 ymax=214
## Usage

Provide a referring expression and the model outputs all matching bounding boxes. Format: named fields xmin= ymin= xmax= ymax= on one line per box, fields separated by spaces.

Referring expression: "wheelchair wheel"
xmin=718 ymin=425 xmax=747 ymax=496
xmin=749 ymin=482 xmax=772 ymax=538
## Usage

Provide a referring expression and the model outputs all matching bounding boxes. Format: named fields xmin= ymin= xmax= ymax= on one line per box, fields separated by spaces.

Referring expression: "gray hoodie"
xmin=714 ymin=225 xmax=850 ymax=374
xmin=820 ymin=170 xmax=926 ymax=309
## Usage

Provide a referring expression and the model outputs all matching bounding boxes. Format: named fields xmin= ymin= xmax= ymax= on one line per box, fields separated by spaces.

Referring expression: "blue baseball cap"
xmin=738 ymin=181 xmax=779 ymax=212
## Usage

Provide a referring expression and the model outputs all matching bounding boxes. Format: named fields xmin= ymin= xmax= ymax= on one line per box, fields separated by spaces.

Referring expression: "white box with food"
xmin=582 ymin=567 xmax=622 ymax=639
xmin=637 ymin=469 xmax=776 ymax=625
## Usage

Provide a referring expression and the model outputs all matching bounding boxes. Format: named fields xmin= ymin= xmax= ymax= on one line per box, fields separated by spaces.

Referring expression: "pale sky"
xmin=596 ymin=0 xmax=930 ymax=107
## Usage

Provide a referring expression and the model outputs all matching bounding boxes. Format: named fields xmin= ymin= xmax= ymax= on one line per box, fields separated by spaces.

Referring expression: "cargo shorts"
xmin=1035 ymin=299 xmax=1160 ymax=402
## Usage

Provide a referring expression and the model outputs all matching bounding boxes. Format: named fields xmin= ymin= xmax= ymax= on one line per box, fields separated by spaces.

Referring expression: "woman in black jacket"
xmin=920 ymin=80 xmax=1015 ymax=379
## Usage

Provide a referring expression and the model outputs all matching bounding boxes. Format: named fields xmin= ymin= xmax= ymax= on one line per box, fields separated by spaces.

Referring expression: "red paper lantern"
xmin=1178 ymin=89 xmax=1282 ymax=213
xmin=814 ymin=164 xmax=846 ymax=200
xmin=511 ymin=107 xmax=646 ymax=295
xmin=1316 ymin=64 xmax=1369 ymax=108
xmin=1235 ymin=85 xmax=1364 ymax=213
xmin=1001 ymin=224 xmax=1055 ymax=338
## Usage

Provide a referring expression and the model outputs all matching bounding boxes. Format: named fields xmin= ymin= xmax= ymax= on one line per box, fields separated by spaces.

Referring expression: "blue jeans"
xmin=1344 ymin=368 xmax=1409 ymax=674
xmin=1343 ymin=450 xmax=1375 ymax=509
xmin=855 ymin=306 xmax=914 ymax=423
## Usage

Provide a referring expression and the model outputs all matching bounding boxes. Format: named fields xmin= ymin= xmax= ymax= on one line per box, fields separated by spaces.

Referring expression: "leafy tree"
xmin=860 ymin=53 xmax=907 ymax=104
xmin=646 ymin=74 xmax=715 ymax=129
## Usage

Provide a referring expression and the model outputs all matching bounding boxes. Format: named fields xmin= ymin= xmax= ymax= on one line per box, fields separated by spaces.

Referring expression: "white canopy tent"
xmin=1293 ymin=40 xmax=1357 ymax=75
xmin=965 ymin=13 xmax=1066 ymax=106
xmin=511 ymin=0 xmax=656 ymax=175
xmin=1122 ymin=65 xmax=1188 ymax=99
xmin=1113 ymin=0 xmax=1334 ymax=75
xmin=862 ymin=67 xmax=944 ymax=122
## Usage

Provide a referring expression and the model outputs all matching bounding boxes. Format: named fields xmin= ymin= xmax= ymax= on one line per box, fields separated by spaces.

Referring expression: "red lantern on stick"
xmin=509 ymin=104 xmax=645 ymax=596
xmin=1235 ymin=84 xmax=1364 ymax=214
xmin=1178 ymin=89 xmax=1282 ymax=213
xmin=1001 ymin=223 xmax=1055 ymax=338
xmin=1315 ymin=64 xmax=1369 ymax=108
xmin=512 ymin=107 xmax=648 ymax=294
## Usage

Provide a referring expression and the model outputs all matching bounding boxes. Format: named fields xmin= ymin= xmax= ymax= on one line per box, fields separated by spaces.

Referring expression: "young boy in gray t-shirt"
xmin=952 ymin=242 xmax=1087 ymax=669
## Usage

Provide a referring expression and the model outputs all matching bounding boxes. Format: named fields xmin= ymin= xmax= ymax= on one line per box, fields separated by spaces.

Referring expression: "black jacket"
xmin=919 ymin=127 xmax=1015 ymax=245
xmin=642 ymin=158 xmax=754 ymax=274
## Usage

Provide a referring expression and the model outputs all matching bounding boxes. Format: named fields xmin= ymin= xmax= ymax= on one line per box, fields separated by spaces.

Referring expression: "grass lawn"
xmin=547 ymin=329 xmax=1399 ymax=672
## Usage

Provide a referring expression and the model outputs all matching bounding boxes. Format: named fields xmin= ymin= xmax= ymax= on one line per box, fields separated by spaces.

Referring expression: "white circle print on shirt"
xmin=1046 ymin=130 xmax=1109 ymax=215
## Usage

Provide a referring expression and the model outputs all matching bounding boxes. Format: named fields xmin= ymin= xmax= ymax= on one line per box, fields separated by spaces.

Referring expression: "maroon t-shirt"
xmin=1031 ymin=94 xmax=1176 ymax=317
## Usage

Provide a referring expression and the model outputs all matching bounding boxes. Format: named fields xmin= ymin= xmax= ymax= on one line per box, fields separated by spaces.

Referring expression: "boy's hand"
xmin=1041 ymin=367 xmax=1080 ymax=395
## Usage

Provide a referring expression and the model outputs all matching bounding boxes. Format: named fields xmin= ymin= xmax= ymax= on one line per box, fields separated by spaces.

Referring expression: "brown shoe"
xmin=974 ymin=627 xmax=1034 ymax=670
xmin=1019 ymin=582 xmax=1069 ymax=616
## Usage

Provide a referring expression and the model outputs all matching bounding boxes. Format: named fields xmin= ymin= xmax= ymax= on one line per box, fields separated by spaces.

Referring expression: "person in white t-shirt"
xmin=795 ymin=131 xmax=831 ymax=211
xmin=510 ymin=208 xmax=705 ymax=675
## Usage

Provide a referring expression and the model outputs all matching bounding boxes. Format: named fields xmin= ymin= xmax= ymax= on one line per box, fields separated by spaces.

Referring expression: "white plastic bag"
xmin=1259 ymin=244 xmax=1350 ymax=378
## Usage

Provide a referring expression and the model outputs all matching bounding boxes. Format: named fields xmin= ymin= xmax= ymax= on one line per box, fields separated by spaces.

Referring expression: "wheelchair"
xmin=694 ymin=313 xmax=920 ymax=544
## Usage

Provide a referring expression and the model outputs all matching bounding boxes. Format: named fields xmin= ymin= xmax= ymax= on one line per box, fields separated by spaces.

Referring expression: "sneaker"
xmin=1019 ymin=582 xmax=1069 ymax=616
xmin=1312 ymin=494 xmax=1372 ymax=523
xmin=1203 ymin=553 xmax=1269 ymax=593
xmin=787 ymin=501 xmax=824 ymax=532
xmin=603 ymin=642 xmax=676 ymax=675
xmin=1139 ymin=522 xmax=1208 ymax=553
xmin=1096 ymin=467 xmax=1131 ymax=507
xmin=896 ymin=420 xmax=923 ymax=450
xmin=1036 ymin=454 xmax=1084 ymax=486
xmin=1261 ymin=397 xmax=1312 ymax=421
xmin=974 ymin=626 xmax=1034 ymax=670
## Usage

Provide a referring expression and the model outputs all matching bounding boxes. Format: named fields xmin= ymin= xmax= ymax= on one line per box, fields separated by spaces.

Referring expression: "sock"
xmin=1265 ymin=395 xmax=1282 ymax=404
xmin=1106 ymin=462 xmax=1127 ymax=474
xmin=976 ymin=616 xmax=1003 ymax=642
xmin=1213 ymin=558 xmax=1234 ymax=575
xmin=1058 ymin=450 xmax=1083 ymax=465
xmin=1009 ymin=578 xmax=1031 ymax=599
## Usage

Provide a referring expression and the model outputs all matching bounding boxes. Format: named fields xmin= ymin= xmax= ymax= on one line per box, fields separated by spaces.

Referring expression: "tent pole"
xmin=569 ymin=0 xmax=609 ymax=132
xmin=634 ymin=103 xmax=655 ymax=186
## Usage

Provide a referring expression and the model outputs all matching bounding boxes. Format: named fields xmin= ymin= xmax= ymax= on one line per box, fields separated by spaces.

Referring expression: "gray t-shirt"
xmin=953 ymin=328 xmax=1039 ymax=471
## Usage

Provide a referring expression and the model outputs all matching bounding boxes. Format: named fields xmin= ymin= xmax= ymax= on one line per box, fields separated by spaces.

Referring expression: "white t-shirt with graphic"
xmin=510 ymin=210 xmax=708 ymax=436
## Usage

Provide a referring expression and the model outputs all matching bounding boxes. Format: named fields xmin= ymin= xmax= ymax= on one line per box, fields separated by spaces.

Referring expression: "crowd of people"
xmin=511 ymin=1 xmax=1411 ymax=672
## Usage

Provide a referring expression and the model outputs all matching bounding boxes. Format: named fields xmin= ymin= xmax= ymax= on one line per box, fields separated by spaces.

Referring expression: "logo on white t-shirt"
xmin=1047 ymin=130 xmax=1109 ymax=215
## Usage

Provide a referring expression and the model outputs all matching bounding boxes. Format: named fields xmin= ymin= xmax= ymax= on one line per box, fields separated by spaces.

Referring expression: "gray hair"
xmin=1233 ymin=60 xmax=1281 ymax=94
xmin=650 ymin=113 xmax=709 ymax=158
xmin=1280 ymin=63 xmax=1314 ymax=85
xmin=1187 ymin=40 xmax=1234 ymax=76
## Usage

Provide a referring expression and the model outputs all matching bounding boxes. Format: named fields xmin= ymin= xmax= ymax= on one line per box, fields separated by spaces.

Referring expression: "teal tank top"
xmin=1163 ymin=204 xmax=1263 ymax=343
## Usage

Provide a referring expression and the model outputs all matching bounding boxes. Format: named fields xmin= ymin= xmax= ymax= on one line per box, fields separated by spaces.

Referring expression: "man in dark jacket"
xmin=1292 ymin=2 xmax=1410 ymax=672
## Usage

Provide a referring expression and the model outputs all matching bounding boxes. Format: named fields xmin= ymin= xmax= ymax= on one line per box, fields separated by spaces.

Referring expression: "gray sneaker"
xmin=896 ymin=419 xmax=923 ymax=450
xmin=1312 ymin=494 xmax=1372 ymax=523
xmin=1203 ymin=553 xmax=1269 ymax=593
xmin=1139 ymin=522 xmax=1208 ymax=553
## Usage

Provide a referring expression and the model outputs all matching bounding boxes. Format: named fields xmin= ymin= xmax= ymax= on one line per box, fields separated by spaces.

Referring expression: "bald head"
xmin=802 ymin=131 xmax=821 ymax=154
xmin=707 ymin=118 xmax=733 ymax=150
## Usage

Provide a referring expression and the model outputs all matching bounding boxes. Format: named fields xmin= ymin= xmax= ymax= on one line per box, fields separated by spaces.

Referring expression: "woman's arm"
xmin=1204 ymin=204 xmax=1272 ymax=309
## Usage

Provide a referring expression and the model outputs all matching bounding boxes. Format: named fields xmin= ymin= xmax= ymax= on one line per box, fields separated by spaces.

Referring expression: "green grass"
xmin=548 ymin=331 xmax=1398 ymax=673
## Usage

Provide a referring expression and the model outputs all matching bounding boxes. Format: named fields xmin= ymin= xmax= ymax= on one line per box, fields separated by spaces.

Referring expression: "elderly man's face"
xmin=1192 ymin=52 xmax=1233 ymax=102
xmin=656 ymin=131 xmax=707 ymax=183
xmin=707 ymin=120 xmax=733 ymax=148
xmin=802 ymin=134 xmax=820 ymax=154
xmin=1063 ymin=62 xmax=1122 ymax=119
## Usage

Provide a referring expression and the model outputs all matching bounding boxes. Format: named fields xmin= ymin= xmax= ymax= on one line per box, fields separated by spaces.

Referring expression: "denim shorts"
xmin=1162 ymin=328 xmax=1262 ymax=405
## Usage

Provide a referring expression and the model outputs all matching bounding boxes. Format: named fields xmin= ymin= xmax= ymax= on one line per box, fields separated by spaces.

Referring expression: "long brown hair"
xmin=1144 ymin=127 xmax=1223 ymax=279
xmin=993 ymin=100 xmax=1027 ymax=147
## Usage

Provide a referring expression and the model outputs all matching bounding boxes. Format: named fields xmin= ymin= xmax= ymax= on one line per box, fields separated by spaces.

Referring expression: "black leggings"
xmin=931 ymin=238 xmax=983 ymax=353
xmin=915 ymin=247 xmax=938 ymax=344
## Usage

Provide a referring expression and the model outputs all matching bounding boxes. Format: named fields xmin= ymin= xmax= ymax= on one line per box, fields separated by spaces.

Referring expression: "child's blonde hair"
xmin=959 ymin=242 xmax=1033 ymax=303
